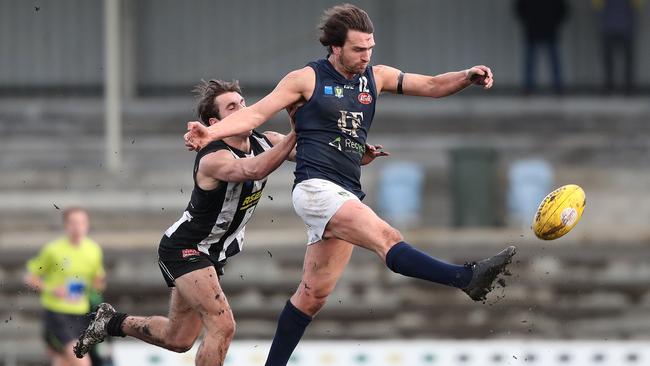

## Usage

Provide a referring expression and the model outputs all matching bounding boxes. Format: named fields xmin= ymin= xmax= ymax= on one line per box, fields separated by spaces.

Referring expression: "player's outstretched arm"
xmin=373 ymin=64 xmax=494 ymax=98
xmin=198 ymin=131 xmax=297 ymax=184
xmin=185 ymin=68 xmax=313 ymax=151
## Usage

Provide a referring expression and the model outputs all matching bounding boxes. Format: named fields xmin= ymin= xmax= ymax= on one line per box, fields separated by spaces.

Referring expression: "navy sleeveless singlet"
xmin=293 ymin=58 xmax=378 ymax=200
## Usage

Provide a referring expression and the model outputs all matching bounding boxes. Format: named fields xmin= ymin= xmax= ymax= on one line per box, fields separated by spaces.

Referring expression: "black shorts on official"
xmin=158 ymin=247 xmax=226 ymax=287
xmin=43 ymin=310 xmax=89 ymax=353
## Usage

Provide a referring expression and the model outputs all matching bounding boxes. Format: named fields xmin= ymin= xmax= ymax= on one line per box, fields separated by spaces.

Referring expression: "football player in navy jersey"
xmin=184 ymin=5 xmax=516 ymax=365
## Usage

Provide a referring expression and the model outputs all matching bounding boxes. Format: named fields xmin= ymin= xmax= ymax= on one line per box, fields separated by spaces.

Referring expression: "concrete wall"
xmin=1 ymin=0 xmax=649 ymax=91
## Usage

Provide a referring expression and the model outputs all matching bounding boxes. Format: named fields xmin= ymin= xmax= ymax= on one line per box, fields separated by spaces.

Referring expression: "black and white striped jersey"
xmin=159 ymin=131 xmax=273 ymax=263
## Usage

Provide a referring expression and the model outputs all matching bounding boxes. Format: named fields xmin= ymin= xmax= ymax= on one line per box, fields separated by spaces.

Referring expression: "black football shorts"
xmin=158 ymin=247 xmax=225 ymax=287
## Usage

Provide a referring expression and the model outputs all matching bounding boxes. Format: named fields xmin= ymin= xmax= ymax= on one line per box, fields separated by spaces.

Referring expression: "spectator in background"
xmin=514 ymin=0 xmax=569 ymax=94
xmin=24 ymin=207 xmax=106 ymax=366
xmin=593 ymin=0 xmax=643 ymax=94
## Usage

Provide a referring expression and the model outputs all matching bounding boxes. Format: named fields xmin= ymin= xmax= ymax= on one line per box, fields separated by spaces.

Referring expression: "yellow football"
xmin=532 ymin=184 xmax=586 ymax=240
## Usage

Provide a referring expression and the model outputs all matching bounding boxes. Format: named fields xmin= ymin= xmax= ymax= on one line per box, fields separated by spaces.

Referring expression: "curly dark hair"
xmin=318 ymin=4 xmax=374 ymax=54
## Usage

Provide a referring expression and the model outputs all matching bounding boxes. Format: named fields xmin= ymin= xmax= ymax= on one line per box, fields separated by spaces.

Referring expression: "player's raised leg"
xmin=265 ymin=238 xmax=354 ymax=366
xmin=326 ymin=199 xmax=516 ymax=301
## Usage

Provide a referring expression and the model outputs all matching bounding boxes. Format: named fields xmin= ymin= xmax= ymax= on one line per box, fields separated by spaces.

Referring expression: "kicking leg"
xmin=327 ymin=200 xmax=516 ymax=301
xmin=265 ymin=238 xmax=353 ymax=366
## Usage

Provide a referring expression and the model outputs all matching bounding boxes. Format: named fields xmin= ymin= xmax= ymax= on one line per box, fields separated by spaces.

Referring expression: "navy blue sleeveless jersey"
xmin=293 ymin=58 xmax=377 ymax=199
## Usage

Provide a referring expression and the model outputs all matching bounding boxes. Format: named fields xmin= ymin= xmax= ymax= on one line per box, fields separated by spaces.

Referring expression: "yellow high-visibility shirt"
xmin=26 ymin=237 xmax=105 ymax=315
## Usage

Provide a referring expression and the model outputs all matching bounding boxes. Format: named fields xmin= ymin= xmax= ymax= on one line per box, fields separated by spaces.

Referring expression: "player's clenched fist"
xmin=466 ymin=65 xmax=494 ymax=89
xmin=184 ymin=121 xmax=210 ymax=151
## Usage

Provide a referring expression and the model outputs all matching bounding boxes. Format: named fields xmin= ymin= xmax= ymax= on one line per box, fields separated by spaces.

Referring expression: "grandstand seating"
xmin=1 ymin=96 xmax=649 ymax=364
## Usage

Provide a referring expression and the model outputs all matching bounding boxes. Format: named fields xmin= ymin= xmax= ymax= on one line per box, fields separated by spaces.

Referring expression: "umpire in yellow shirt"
xmin=25 ymin=207 xmax=106 ymax=366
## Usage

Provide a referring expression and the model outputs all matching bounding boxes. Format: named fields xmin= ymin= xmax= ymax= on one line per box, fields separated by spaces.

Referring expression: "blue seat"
xmin=507 ymin=159 xmax=554 ymax=228
xmin=378 ymin=162 xmax=425 ymax=229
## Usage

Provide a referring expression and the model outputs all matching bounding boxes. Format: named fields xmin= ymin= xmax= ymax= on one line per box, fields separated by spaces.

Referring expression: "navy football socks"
xmin=385 ymin=241 xmax=473 ymax=288
xmin=265 ymin=300 xmax=312 ymax=366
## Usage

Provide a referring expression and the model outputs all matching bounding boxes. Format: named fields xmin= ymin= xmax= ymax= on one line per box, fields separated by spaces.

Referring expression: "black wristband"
xmin=397 ymin=71 xmax=405 ymax=95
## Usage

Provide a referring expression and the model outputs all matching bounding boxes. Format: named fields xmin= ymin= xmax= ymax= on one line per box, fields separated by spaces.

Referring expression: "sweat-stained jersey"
xmin=293 ymin=58 xmax=377 ymax=200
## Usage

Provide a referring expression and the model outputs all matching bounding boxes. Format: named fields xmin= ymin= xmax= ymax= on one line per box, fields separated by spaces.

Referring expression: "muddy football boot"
xmin=462 ymin=246 xmax=517 ymax=301
xmin=73 ymin=303 xmax=116 ymax=358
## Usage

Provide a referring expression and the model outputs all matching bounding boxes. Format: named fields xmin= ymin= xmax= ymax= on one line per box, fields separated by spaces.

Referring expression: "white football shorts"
xmin=292 ymin=178 xmax=359 ymax=245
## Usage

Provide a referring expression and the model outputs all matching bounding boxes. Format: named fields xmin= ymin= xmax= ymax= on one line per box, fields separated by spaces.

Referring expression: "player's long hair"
xmin=193 ymin=79 xmax=242 ymax=126
xmin=319 ymin=4 xmax=374 ymax=54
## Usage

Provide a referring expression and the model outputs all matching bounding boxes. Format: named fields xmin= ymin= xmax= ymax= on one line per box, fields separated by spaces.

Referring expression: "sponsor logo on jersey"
xmin=334 ymin=86 xmax=344 ymax=98
xmin=337 ymin=110 xmax=364 ymax=137
xmin=344 ymin=84 xmax=355 ymax=89
xmin=182 ymin=248 xmax=201 ymax=258
xmin=240 ymin=190 xmax=263 ymax=210
xmin=327 ymin=136 xmax=365 ymax=157
xmin=358 ymin=92 xmax=372 ymax=105
xmin=328 ymin=137 xmax=342 ymax=151
xmin=343 ymin=137 xmax=366 ymax=157
xmin=324 ymin=86 xmax=333 ymax=95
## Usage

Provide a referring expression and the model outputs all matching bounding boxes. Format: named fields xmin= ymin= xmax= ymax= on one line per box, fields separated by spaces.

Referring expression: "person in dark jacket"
xmin=515 ymin=0 xmax=568 ymax=94
xmin=594 ymin=0 xmax=643 ymax=93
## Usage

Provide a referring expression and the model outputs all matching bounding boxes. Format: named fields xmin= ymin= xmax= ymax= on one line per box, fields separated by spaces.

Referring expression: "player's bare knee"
xmin=303 ymin=291 xmax=330 ymax=316
xmin=220 ymin=317 xmax=236 ymax=340
xmin=375 ymin=226 xmax=403 ymax=258
xmin=307 ymin=295 xmax=328 ymax=315
xmin=299 ymin=299 xmax=325 ymax=316
xmin=204 ymin=311 xmax=236 ymax=340
xmin=296 ymin=286 xmax=330 ymax=315
xmin=387 ymin=226 xmax=403 ymax=244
